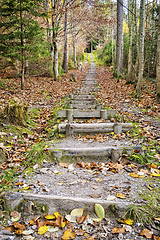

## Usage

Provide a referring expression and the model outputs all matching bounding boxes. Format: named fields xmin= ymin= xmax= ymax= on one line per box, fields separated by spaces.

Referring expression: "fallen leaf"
xmin=15 ymin=182 xmax=24 ymax=186
xmin=130 ymin=173 xmax=144 ymax=178
xmin=59 ymin=162 xmax=69 ymax=168
xmin=95 ymin=204 xmax=105 ymax=219
xmin=38 ymin=225 xmax=48 ymax=235
xmin=118 ymin=218 xmax=134 ymax=225
xmin=112 ymin=227 xmax=125 ymax=234
xmin=71 ymin=208 xmax=84 ymax=217
xmin=62 ymin=229 xmax=76 ymax=240
xmin=23 ymin=186 xmax=30 ymax=190
xmin=54 ymin=214 xmax=64 ymax=228
xmin=140 ymin=229 xmax=153 ymax=238
xmin=37 ymin=220 xmax=46 ymax=229
xmin=15 ymin=229 xmax=23 ymax=235
xmin=155 ymin=217 xmax=160 ymax=221
xmin=10 ymin=211 xmax=21 ymax=222
xmin=77 ymin=215 xmax=88 ymax=224
xmin=65 ymin=215 xmax=77 ymax=223
xmin=22 ymin=230 xmax=34 ymax=235
xmin=13 ymin=222 xmax=25 ymax=230
xmin=153 ymin=236 xmax=160 ymax=240
xmin=116 ymin=193 xmax=126 ymax=199
xmin=45 ymin=214 xmax=56 ymax=220
xmin=151 ymin=174 xmax=160 ymax=177
xmin=149 ymin=163 xmax=157 ymax=169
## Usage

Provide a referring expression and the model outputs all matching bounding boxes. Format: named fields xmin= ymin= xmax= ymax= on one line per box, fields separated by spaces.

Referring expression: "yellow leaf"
xmin=23 ymin=186 xmax=30 ymax=190
xmin=151 ymin=174 xmax=160 ymax=177
xmin=116 ymin=193 xmax=126 ymax=199
xmin=45 ymin=215 xmax=56 ymax=220
xmin=95 ymin=204 xmax=105 ymax=219
xmin=62 ymin=229 xmax=76 ymax=240
xmin=130 ymin=173 xmax=140 ymax=178
xmin=118 ymin=218 xmax=134 ymax=225
xmin=71 ymin=208 xmax=84 ymax=217
xmin=38 ymin=226 xmax=48 ymax=235
xmin=61 ymin=221 xmax=66 ymax=228
xmin=155 ymin=217 xmax=160 ymax=221
xmin=95 ymin=178 xmax=103 ymax=182
xmin=54 ymin=212 xmax=61 ymax=218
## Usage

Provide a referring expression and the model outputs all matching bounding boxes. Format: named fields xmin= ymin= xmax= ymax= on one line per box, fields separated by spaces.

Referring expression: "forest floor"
xmin=0 ymin=61 xmax=160 ymax=240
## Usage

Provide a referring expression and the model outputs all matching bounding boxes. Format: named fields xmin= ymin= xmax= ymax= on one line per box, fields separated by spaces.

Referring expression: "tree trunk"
xmin=52 ymin=15 xmax=59 ymax=80
xmin=112 ymin=25 xmax=114 ymax=66
xmin=73 ymin=37 xmax=77 ymax=69
xmin=134 ymin=0 xmax=139 ymax=75
xmin=53 ymin=39 xmax=59 ymax=79
xmin=62 ymin=10 xmax=68 ymax=73
xmin=136 ymin=0 xmax=145 ymax=98
xmin=20 ymin=0 xmax=24 ymax=90
xmin=115 ymin=0 xmax=123 ymax=76
xmin=156 ymin=7 xmax=160 ymax=102
xmin=127 ymin=0 xmax=133 ymax=80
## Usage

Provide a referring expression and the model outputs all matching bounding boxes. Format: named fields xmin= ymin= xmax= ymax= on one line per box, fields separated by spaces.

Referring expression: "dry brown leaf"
xmin=13 ymin=222 xmax=25 ymax=230
xmin=37 ymin=220 xmax=46 ymax=229
xmin=59 ymin=162 xmax=69 ymax=168
xmin=140 ymin=229 xmax=153 ymax=239
xmin=77 ymin=215 xmax=88 ymax=224
xmin=112 ymin=227 xmax=125 ymax=234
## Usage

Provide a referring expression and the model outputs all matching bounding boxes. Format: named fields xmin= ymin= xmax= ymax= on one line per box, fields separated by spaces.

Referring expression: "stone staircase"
xmin=51 ymin=57 xmax=141 ymax=162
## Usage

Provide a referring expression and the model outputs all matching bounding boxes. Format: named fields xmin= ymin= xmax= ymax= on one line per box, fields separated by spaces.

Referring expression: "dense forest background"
xmin=0 ymin=0 xmax=160 ymax=101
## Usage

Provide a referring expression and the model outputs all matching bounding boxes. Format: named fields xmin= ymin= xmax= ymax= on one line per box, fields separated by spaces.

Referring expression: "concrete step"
xmin=69 ymin=100 xmax=97 ymax=105
xmin=50 ymin=145 xmax=141 ymax=162
xmin=58 ymin=122 xmax=133 ymax=134
xmin=5 ymin=192 xmax=136 ymax=218
xmin=57 ymin=109 xmax=116 ymax=120
xmin=68 ymin=104 xmax=97 ymax=109
xmin=72 ymin=95 xmax=95 ymax=100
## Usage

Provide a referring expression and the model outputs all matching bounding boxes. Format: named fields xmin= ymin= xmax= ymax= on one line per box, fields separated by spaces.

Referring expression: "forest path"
xmin=2 ymin=55 xmax=160 ymax=239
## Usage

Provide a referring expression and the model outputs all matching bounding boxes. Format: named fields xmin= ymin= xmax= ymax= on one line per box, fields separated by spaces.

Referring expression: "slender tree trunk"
xmin=20 ymin=0 xmax=24 ymax=90
xmin=156 ymin=7 xmax=160 ymax=102
xmin=136 ymin=0 xmax=145 ymax=98
xmin=127 ymin=0 xmax=133 ymax=80
xmin=73 ymin=37 xmax=77 ymax=69
xmin=112 ymin=25 xmax=114 ymax=66
xmin=53 ymin=39 xmax=58 ymax=79
xmin=115 ymin=0 xmax=123 ymax=76
xmin=134 ymin=0 xmax=139 ymax=75
xmin=62 ymin=10 xmax=68 ymax=73
xmin=52 ymin=15 xmax=59 ymax=80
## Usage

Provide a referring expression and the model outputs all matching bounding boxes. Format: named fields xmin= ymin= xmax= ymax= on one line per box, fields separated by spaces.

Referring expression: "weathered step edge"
xmin=58 ymin=109 xmax=116 ymax=120
xmin=58 ymin=122 xmax=133 ymax=134
xmin=5 ymin=192 xmax=139 ymax=218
